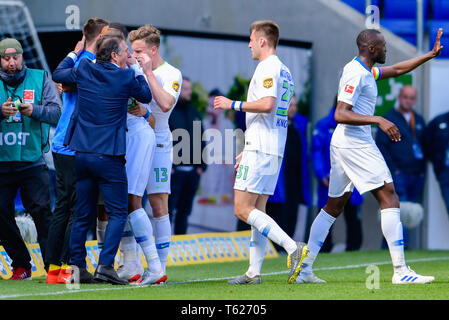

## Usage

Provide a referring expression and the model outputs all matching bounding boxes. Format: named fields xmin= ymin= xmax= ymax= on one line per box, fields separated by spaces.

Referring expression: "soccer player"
xmin=95 ymin=25 xmax=166 ymax=285
xmin=214 ymin=20 xmax=308 ymax=285
xmin=125 ymin=25 xmax=182 ymax=283
xmin=297 ymin=28 xmax=443 ymax=284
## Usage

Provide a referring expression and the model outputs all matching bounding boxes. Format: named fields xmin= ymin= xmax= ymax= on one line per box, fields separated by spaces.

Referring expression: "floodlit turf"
xmin=0 ymin=250 xmax=448 ymax=300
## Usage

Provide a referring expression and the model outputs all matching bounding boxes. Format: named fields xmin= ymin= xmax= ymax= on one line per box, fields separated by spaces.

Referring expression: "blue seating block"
xmin=433 ymin=0 xmax=449 ymax=20
xmin=383 ymin=0 xmax=428 ymax=21
xmin=381 ymin=19 xmax=419 ymax=45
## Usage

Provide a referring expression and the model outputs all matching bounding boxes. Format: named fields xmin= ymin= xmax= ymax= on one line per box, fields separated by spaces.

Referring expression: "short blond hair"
xmin=129 ymin=24 xmax=161 ymax=48
xmin=250 ymin=20 xmax=280 ymax=48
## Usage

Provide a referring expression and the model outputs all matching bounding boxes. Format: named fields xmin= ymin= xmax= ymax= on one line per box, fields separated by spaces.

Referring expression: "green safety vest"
xmin=0 ymin=68 xmax=50 ymax=162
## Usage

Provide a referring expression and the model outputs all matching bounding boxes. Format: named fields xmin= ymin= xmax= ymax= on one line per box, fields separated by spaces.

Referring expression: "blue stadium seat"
xmin=341 ymin=0 xmax=380 ymax=14
xmin=381 ymin=19 xmax=419 ymax=46
xmin=429 ymin=21 xmax=449 ymax=58
xmin=433 ymin=0 xmax=449 ymax=20
xmin=383 ymin=0 xmax=429 ymax=20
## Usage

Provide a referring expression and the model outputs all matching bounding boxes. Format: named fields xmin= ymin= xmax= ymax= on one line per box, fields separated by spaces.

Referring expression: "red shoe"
xmin=58 ymin=267 xmax=72 ymax=284
xmin=46 ymin=268 xmax=61 ymax=283
xmin=9 ymin=267 xmax=32 ymax=280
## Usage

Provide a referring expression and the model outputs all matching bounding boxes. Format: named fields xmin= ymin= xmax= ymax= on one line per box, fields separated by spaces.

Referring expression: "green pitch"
xmin=1 ymin=250 xmax=448 ymax=300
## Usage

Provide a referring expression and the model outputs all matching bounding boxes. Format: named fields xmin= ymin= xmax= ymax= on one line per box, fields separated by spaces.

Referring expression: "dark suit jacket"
xmin=53 ymin=57 xmax=152 ymax=156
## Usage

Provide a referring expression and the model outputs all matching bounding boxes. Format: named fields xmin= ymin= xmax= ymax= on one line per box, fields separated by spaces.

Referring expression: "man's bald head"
xmin=356 ymin=29 xmax=387 ymax=64
xmin=398 ymin=85 xmax=417 ymax=113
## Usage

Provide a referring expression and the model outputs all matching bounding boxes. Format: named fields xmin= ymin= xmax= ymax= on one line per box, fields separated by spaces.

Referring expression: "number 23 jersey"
xmin=244 ymin=55 xmax=294 ymax=158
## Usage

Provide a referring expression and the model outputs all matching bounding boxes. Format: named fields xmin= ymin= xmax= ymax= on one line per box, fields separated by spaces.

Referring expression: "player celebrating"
xmin=125 ymin=25 xmax=182 ymax=283
xmin=214 ymin=20 xmax=308 ymax=285
xmin=297 ymin=28 xmax=443 ymax=285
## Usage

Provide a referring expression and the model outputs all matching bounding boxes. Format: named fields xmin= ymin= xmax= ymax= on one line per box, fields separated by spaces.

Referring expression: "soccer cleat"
xmin=58 ymin=267 xmax=72 ymax=284
xmin=9 ymin=267 xmax=32 ymax=280
xmin=287 ymin=242 xmax=309 ymax=284
xmin=392 ymin=266 xmax=435 ymax=284
xmin=117 ymin=263 xmax=144 ymax=283
xmin=132 ymin=270 xmax=167 ymax=286
xmin=228 ymin=274 xmax=261 ymax=285
xmin=46 ymin=268 xmax=61 ymax=284
xmin=295 ymin=271 xmax=326 ymax=284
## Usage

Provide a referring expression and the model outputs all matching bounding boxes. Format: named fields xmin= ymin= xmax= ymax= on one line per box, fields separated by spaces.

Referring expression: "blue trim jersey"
xmin=52 ymin=50 xmax=96 ymax=156
xmin=244 ymin=55 xmax=294 ymax=157
xmin=332 ymin=57 xmax=382 ymax=149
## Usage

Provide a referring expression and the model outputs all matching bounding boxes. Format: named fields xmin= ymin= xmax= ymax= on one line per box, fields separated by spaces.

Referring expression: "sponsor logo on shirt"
xmin=263 ymin=77 xmax=274 ymax=89
xmin=344 ymin=84 xmax=354 ymax=94
xmin=172 ymin=81 xmax=180 ymax=92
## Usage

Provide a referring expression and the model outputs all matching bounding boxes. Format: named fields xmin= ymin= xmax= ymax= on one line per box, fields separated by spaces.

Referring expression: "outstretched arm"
xmin=214 ymin=96 xmax=276 ymax=113
xmin=380 ymin=28 xmax=443 ymax=79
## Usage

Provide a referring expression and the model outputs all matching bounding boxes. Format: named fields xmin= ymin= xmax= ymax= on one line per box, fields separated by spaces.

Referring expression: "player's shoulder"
xmin=159 ymin=61 xmax=182 ymax=78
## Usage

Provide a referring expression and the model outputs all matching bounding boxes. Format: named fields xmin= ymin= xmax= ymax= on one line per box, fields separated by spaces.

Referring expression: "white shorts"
xmin=328 ymin=144 xmax=393 ymax=197
xmin=126 ymin=126 xmax=156 ymax=197
xmin=146 ymin=131 xmax=173 ymax=195
xmin=233 ymin=150 xmax=282 ymax=196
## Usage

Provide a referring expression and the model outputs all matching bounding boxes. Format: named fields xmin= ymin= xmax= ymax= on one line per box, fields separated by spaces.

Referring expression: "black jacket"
xmin=169 ymin=99 xmax=207 ymax=172
xmin=376 ymin=108 xmax=426 ymax=175
xmin=423 ymin=111 xmax=449 ymax=182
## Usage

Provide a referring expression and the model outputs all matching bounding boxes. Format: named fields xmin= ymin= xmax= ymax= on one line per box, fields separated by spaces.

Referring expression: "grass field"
xmin=1 ymin=249 xmax=448 ymax=301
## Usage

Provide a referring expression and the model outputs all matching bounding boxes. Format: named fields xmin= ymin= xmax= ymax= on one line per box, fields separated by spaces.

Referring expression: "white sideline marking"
xmin=0 ymin=256 xmax=448 ymax=299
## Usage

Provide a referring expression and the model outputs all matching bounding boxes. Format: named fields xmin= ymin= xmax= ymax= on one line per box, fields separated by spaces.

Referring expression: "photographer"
xmin=0 ymin=38 xmax=61 ymax=280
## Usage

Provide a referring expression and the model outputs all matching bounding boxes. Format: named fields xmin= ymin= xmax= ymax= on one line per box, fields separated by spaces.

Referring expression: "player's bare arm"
xmin=214 ymin=95 xmax=275 ymax=113
xmin=335 ymin=100 xmax=401 ymax=142
xmin=380 ymin=28 xmax=443 ymax=79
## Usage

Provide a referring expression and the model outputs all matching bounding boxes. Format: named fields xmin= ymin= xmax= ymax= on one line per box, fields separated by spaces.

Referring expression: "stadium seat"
xmin=381 ymin=19 xmax=419 ymax=46
xmin=433 ymin=0 xmax=449 ymax=20
xmin=429 ymin=21 xmax=449 ymax=58
xmin=340 ymin=0 xmax=380 ymax=14
xmin=383 ymin=0 xmax=429 ymax=20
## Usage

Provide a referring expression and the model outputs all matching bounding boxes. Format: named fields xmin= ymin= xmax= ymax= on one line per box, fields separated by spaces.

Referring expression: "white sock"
xmin=381 ymin=208 xmax=406 ymax=272
xmin=151 ymin=214 xmax=171 ymax=273
xmin=303 ymin=209 xmax=336 ymax=272
xmin=246 ymin=208 xmax=297 ymax=255
xmin=129 ymin=208 xmax=162 ymax=274
xmin=120 ymin=219 xmax=138 ymax=268
xmin=96 ymin=219 xmax=108 ymax=254
xmin=246 ymin=226 xmax=268 ymax=278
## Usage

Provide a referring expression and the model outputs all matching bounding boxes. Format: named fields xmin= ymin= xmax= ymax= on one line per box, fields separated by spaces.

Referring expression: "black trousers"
xmin=168 ymin=168 xmax=201 ymax=235
xmin=45 ymin=153 xmax=76 ymax=266
xmin=0 ymin=164 xmax=51 ymax=270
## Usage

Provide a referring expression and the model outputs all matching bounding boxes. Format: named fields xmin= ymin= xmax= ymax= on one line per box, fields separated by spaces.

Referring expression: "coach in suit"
xmin=53 ymin=36 xmax=152 ymax=284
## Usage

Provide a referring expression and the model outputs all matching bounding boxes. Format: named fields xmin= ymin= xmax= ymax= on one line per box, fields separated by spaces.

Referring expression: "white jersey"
xmin=149 ymin=61 xmax=182 ymax=134
xmin=332 ymin=57 xmax=382 ymax=148
xmin=126 ymin=63 xmax=152 ymax=133
xmin=244 ymin=55 xmax=294 ymax=157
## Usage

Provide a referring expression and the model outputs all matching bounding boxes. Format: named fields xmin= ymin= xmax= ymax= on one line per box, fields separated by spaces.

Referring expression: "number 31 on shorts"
xmin=236 ymin=165 xmax=249 ymax=181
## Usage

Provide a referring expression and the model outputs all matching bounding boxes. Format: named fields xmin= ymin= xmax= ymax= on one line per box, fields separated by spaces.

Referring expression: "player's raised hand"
xmin=378 ymin=117 xmax=401 ymax=142
xmin=137 ymin=53 xmax=153 ymax=74
xmin=431 ymin=28 xmax=444 ymax=57
xmin=74 ymin=35 xmax=86 ymax=55
xmin=214 ymin=96 xmax=232 ymax=110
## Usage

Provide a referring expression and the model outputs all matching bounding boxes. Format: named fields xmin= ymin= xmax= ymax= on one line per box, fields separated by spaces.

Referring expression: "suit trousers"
xmin=69 ymin=152 xmax=128 ymax=268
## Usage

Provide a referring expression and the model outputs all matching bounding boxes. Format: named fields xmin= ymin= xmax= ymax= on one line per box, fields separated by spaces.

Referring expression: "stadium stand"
xmin=342 ymin=0 xmax=449 ymax=58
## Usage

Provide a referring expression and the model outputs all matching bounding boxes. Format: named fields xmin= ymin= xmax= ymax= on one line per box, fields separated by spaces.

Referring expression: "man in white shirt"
xmin=123 ymin=25 xmax=182 ymax=284
xmin=214 ymin=20 xmax=308 ymax=285
xmin=298 ymin=28 xmax=443 ymax=285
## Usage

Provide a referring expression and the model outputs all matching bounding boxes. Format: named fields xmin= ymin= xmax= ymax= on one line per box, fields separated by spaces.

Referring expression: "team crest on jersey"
xmin=172 ymin=81 xmax=180 ymax=92
xmin=263 ymin=78 xmax=274 ymax=89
